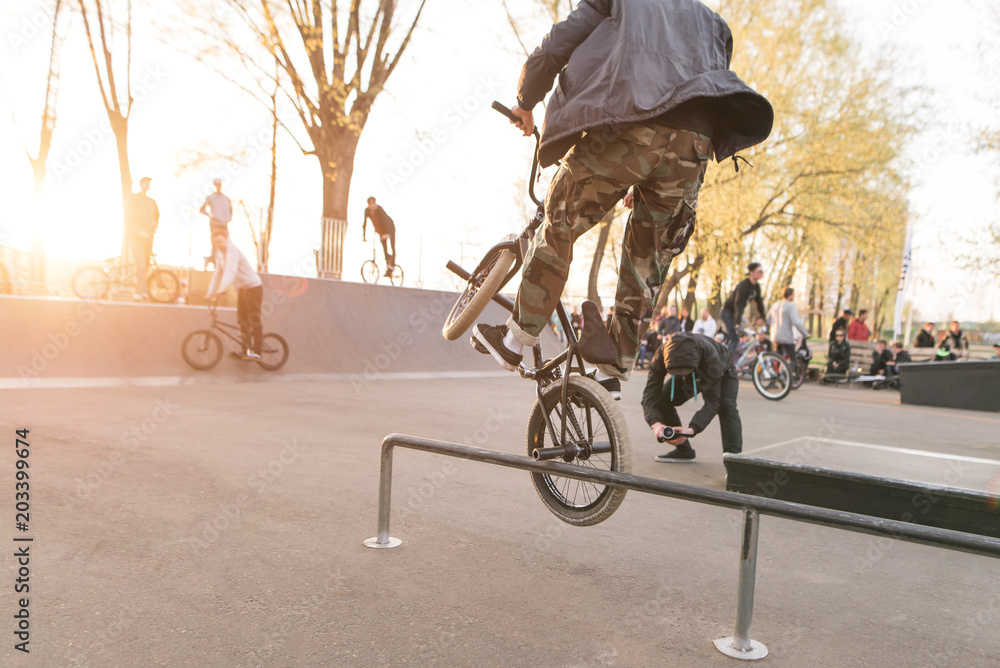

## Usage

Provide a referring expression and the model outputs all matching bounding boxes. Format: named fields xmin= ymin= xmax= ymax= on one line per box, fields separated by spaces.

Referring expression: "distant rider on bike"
xmin=472 ymin=0 xmax=773 ymax=397
xmin=766 ymin=287 xmax=809 ymax=361
xmin=642 ymin=332 xmax=742 ymax=462
xmin=720 ymin=262 xmax=766 ymax=357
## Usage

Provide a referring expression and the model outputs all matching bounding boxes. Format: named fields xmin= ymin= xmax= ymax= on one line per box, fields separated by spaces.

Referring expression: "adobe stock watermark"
xmin=51 ymin=65 xmax=169 ymax=182
xmin=878 ymin=0 xmax=928 ymax=37
xmin=6 ymin=4 xmax=58 ymax=54
xmin=348 ymin=293 xmax=455 ymax=394
xmin=187 ymin=439 xmax=303 ymax=553
xmin=383 ymin=75 xmax=501 ymax=191
xmin=17 ymin=300 xmax=110 ymax=384
xmin=71 ymin=398 xmax=179 ymax=504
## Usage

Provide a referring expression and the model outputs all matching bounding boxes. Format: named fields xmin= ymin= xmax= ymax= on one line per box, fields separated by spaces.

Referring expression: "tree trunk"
xmin=316 ymin=132 xmax=360 ymax=278
xmin=587 ymin=212 xmax=614 ymax=309
xmin=109 ymin=113 xmax=132 ymax=257
xmin=682 ymin=255 xmax=704 ymax=315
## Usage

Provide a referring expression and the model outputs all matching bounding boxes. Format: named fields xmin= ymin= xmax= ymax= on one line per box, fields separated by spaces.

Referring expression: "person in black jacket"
xmin=942 ymin=321 xmax=969 ymax=358
xmin=720 ymin=263 xmax=766 ymax=356
xmin=885 ymin=341 xmax=912 ymax=379
xmin=828 ymin=308 xmax=854 ymax=343
xmin=363 ymin=197 xmax=397 ymax=276
xmin=870 ymin=340 xmax=893 ymax=376
xmin=826 ymin=329 xmax=851 ymax=374
xmin=914 ymin=322 xmax=936 ymax=348
xmin=641 ymin=332 xmax=742 ymax=462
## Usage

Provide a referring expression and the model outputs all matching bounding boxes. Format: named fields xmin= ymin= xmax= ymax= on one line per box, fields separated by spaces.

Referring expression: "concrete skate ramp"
xmin=0 ymin=275 xmax=557 ymax=385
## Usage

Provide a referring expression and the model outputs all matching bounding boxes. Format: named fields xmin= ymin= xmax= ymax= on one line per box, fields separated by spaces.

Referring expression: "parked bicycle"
xmin=72 ymin=255 xmax=180 ymax=303
xmin=361 ymin=239 xmax=403 ymax=286
xmin=442 ymin=101 xmax=631 ymax=527
xmin=181 ymin=300 xmax=289 ymax=371
xmin=720 ymin=328 xmax=793 ymax=400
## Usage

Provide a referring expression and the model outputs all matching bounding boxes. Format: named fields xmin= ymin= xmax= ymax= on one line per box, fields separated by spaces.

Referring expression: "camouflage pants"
xmin=509 ymin=119 xmax=711 ymax=379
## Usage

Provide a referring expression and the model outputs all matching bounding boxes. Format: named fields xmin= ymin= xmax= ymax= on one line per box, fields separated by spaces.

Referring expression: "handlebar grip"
xmin=491 ymin=101 xmax=519 ymax=123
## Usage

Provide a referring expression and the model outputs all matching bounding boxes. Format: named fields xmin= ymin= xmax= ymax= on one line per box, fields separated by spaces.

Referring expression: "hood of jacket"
xmin=659 ymin=332 xmax=729 ymax=384
xmin=519 ymin=0 xmax=773 ymax=167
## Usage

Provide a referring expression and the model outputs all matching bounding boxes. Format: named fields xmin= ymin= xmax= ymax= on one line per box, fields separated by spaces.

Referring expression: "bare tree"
xmin=187 ymin=0 xmax=428 ymax=274
xmin=78 ymin=0 xmax=135 ymax=239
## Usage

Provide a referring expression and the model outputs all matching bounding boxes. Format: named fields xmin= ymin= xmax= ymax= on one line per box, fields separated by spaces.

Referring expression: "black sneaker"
xmin=655 ymin=447 xmax=696 ymax=463
xmin=586 ymin=371 xmax=621 ymax=400
xmin=473 ymin=324 xmax=523 ymax=372
xmin=470 ymin=336 xmax=489 ymax=354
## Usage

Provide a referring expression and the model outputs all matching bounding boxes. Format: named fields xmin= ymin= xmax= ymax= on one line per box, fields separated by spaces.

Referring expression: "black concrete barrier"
xmin=724 ymin=454 xmax=1000 ymax=539
xmin=899 ymin=360 xmax=1000 ymax=412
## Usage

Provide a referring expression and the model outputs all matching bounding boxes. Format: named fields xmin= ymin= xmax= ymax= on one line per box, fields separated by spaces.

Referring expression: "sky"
xmin=0 ymin=0 xmax=997 ymax=321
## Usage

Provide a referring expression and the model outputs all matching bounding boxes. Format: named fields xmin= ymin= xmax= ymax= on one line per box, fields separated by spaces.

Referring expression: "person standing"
xmin=471 ymin=0 xmax=773 ymax=397
xmin=693 ymin=308 xmax=718 ymax=339
xmin=767 ymin=287 xmax=809 ymax=360
xmin=205 ymin=231 xmax=264 ymax=360
xmin=720 ymin=263 xmax=766 ymax=356
xmin=363 ymin=196 xmax=397 ymax=276
xmin=942 ymin=320 xmax=969 ymax=358
xmin=848 ymin=309 xmax=871 ymax=341
xmin=200 ymin=177 xmax=233 ymax=240
xmin=914 ymin=322 xmax=936 ymax=348
xmin=125 ymin=176 xmax=159 ymax=300
xmin=642 ymin=332 xmax=743 ymax=462
xmin=829 ymin=309 xmax=854 ymax=343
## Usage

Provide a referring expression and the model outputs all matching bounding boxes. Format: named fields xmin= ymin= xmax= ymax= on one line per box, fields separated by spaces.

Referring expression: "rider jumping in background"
xmin=363 ymin=196 xmax=397 ymax=277
xmin=720 ymin=263 xmax=767 ymax=357
xmin=472 ymin=0 xmax=773 ymax=396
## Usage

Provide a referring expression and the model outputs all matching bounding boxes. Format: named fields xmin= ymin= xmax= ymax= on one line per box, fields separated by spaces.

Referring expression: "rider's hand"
xmin=511 ymin=105 xmax=534 ymax=136
xmin=650 ymin=422 xmax=667 ymax=438
xmin=666 ymin=427 xmax=694 ymax=446
xmin=623 ymin=190 xmax=634 ymax=209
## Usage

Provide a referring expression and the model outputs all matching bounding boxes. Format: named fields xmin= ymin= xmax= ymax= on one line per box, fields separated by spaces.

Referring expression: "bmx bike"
xmin=181 ymin=300 xmax=289 ymax=371
xmin=72 ymin=254 xmax=180 ymax=303
xmin=361 ymin=239 xmax=403 ymax=286
xmin=720 ymin=328 xmax=793 ymax=400
xmin=442 ymin=101 xmax=631 ymax=527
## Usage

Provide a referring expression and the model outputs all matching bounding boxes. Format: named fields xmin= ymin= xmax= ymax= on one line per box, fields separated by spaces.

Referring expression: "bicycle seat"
xmin=578 ymin=301 xmax=618 ymax=365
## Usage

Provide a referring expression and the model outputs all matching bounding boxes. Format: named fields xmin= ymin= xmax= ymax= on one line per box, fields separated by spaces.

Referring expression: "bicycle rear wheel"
xmin=361 ymin=260 xmax=379 ymax=284
xmin=442 ymin=247 xmax=515 ymax=341
xmin=791 ymin=358 xmax=807 ymax=389
xmin=525 ymin=376 xmax=631 ymax=526
xmin=256 ymin=333 xmax=289 ymax=370
xmin=753 ymin=352 xmax=792 ymax=400
xmin=147 ymin=269 xmax=180 ymax=303
xmin=181 ymin=330 xmax=223 ymax=370
xmin=389 ymin=264 xmax=404 ymax=286
xmin=71 ymin=266 xmax=111 ymax=300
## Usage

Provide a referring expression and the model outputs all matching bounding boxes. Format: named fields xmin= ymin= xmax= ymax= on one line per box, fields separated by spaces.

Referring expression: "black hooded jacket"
xmin=641 ymin=333 xmax=734 ymax=435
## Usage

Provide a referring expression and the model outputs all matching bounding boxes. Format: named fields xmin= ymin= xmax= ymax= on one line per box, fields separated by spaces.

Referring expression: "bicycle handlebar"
xmin=492 ymin=101 xmax=544 ymax=207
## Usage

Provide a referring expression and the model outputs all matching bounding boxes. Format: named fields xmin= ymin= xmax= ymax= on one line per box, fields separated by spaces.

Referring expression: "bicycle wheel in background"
xmin=361 ymin=260 xmax=379 ymax=284
xmin=753 ymin=352 xmax=792 ymax=400
xmin=389 ymin=264 xmax=404 ymax=286
xmin=147 ymin=269 xmax=180 ymax=303
xmin=525 ymin=375 xmax=631 ymax=526
xmin=181 ymin=330 xmax=224 ymax=370
xmin=791 ymin=358 xmax=807 ymax=389
xmin=71 ymin=266 xmax=111 ymax=300
xmin=256 ymin=333 xmax=289 ymax=371
xmin=441 ymin=247 xmax=515 ymax=341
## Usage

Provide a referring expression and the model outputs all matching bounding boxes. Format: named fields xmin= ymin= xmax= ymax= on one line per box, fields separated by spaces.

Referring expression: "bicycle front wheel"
xmin=148 ymin=269 xmax=180 ymax=303
xmin=389 ymin=264 xmax=404 ymax=286
xmin=72 ymin=266 xmax=111 ymax=300
xmin=753 ymin=352 xmax=792 ymax=400
xmin=361 ymin=260 xmax=379 ymax=284
xmin=525 ymin=375 xmax=631 ymax=526
xmin=442 ymin=247 xmax=515 ymax=341
xmin=181 ymin=330 xmax=223 ymax=370
xmin=256 ymin=333 xmax=289 ymax=370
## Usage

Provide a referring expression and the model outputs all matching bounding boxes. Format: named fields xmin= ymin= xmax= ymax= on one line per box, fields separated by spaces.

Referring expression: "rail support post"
xmin=714 ymin=508 xmax=768 ymax=660
xmin=364 ymin=441 xmax=402 ymax=549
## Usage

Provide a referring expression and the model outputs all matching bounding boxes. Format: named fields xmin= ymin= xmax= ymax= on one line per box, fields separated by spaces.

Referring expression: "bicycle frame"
xmin=206 ymin=302 xmax=248 ymax=348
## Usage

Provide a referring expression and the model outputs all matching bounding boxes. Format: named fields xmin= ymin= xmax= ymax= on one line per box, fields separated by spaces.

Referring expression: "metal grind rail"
xmin=364 ymin=434 xmax=1000 ymax=661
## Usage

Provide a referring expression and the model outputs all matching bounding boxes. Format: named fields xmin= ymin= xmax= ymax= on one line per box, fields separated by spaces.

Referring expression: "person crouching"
xmin=642 ymin=332 xmax=743 ymax=463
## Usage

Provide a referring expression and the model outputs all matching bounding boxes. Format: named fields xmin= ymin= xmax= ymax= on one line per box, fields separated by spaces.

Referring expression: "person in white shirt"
xmin=766 ymin=287 xmax=809 ymax=360
xmin=206 ymin=230 xmax=264 ymax=360
xmin=200 ymin=177 xmax=233 ymax=236
xmin=693 ymin=308 xmax=717 ymax=339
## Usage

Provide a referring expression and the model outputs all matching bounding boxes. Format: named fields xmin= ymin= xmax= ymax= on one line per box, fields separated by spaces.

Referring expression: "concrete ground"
xmin=3 ymin=373 xmax=1000 ymax=667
